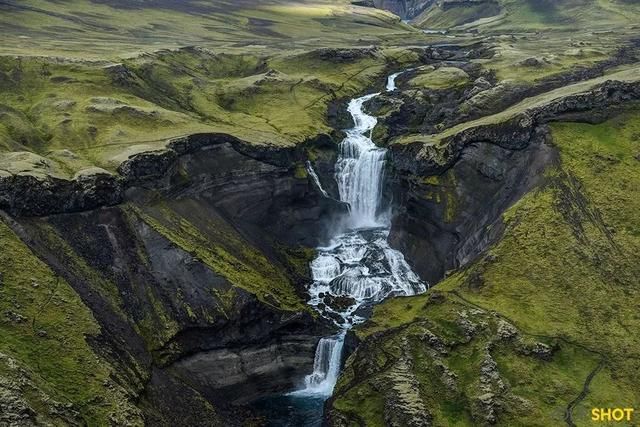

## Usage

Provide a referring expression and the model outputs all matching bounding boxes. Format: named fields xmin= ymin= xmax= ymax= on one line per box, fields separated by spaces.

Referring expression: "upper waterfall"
xmin=335 ymin=93 xmax=387 ymax=229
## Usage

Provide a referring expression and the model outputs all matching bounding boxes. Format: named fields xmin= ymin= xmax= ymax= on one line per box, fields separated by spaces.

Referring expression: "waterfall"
xmin=294 ymin=70 xmax=427 ymax=399
xmin=291 ymin=333 xmax=345 ymax=397
xmin=386 ymin=71 xmax=403 ymax=91
xmin=334 ymin=93 xmax=387 ymax=228
xmin=306 ymin=161 xmax=329 ymax=198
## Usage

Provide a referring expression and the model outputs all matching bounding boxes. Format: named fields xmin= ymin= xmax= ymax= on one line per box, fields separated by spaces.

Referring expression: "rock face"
xmin=0 ymin=171 xmax=123 ymax=217
xmin=0 ymin=132 xmax=347 ymax=221
xmin=2 ymin=133 xmax=345 ymax=424
xmin=360 ymin=0 xmax=500 ymax=21
xmin=386 ymin=79 xmax=640 ymax=283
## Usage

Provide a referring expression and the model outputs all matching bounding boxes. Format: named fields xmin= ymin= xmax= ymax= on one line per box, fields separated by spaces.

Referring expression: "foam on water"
xmin=293 ymin=70 xmax=428 ymax=399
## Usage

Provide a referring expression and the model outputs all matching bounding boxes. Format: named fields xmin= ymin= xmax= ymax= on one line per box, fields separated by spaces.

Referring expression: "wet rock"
xmin=323 ymin=294 xmax=357 ymax=311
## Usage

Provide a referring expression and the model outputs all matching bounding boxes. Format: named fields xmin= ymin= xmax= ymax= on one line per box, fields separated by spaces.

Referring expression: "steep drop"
xmin=296 ymin=72 xmax=427 ymax=397
xmin=252 ymin=71 xmax=427 ymax=426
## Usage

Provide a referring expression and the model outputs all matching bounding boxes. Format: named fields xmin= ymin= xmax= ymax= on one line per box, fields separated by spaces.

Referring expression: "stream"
xmin=253 ymin=71 xmax=427 ymax=425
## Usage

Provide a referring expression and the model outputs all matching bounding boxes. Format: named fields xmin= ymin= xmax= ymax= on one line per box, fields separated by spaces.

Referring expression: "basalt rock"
xmin=1 ymin=130 xmax=348 ymax=423
xmin=0 ymin=171 xmax=123 ymax=217
xmin=387 ymin=79 xmax=640 ymax=284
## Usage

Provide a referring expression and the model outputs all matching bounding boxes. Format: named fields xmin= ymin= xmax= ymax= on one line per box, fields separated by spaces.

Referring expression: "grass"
xmin=413 ymin=0 xmax=640 ymax=33
xmin=0 ymin=45 xmax=424 ymax=177
xmin=393 ymin=64 xmax=640 ymax=147
xmin=0 ymin=217 xmax=142 ymax=425
xmin=331 ymin=108 xmax=640 ymax=424
xmin=408 ymin=66 xmax=470 ymax=89
xmin=128 ymin=199 xmax=308 ymax=313
xmin=0 ymin=0 xmax=417 ymax=58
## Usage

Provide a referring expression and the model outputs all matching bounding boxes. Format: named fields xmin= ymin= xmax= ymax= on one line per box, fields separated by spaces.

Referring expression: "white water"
xmin=386 ymin=72 xmax=403 ymax=91
xmin=293 ymin=71 xmax=427 ymax=398
xmin=306 ymin=161 xmax=329 ymax=198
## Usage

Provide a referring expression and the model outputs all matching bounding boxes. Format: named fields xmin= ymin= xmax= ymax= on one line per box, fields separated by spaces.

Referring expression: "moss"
xmin=408 ymin=67 xmax=470 ymax=90
xmin=394 ymin=65 xmax=640 ymax=147
xmin=0 ymin=218 xmax=142 ymax=425
xmin=332 ymin=109 xmax=640 ymax=424
xmin=127 ymin=201 xmax=307 ymax=312
xmin=294 ymin=162 xmax=308 ymax=179
xmin=0 ymin=45 xmax=423 ymax=176
xmin=211 ymin=288 xmax=237 ymax=320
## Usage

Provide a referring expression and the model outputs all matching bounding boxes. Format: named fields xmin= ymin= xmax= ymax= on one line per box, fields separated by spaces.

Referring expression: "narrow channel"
xmin=253 ymin=71 xmax=427 ymax=426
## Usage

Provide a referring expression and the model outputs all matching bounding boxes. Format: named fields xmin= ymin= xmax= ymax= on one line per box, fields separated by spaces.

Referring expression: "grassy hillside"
xmin=0 ymin=46 xmax=426 ymax=177
xmin=0 ymin=217 xmax=144 ymax=425
xmin=0 ymin=0 xmax=419 ymax=57
xmin=0 ymin=0 xmax=434 ymax=178
xmin=412 ymin=0 xmax=640 ymax=32
xmin=330 ymin=107 xmax=640 ymax=425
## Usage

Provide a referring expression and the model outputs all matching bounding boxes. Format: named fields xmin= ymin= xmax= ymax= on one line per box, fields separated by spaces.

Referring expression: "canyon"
xmin=1 ymin=1 xmax=640 ymax=426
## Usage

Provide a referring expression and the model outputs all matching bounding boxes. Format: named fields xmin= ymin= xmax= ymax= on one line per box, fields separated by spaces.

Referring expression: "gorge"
xmin=1 ymin=1 xmax=640 ymax=425
xmin=254 ymin=71 xmax=428 ymax=425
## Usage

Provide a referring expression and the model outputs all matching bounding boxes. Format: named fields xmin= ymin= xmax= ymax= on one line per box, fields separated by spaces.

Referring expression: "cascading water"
xmin=306 ymin=161 xmax=329 ymax=198
xmin=294 ymin=71 xmax=427 ymax=399
xmin=254 ymin=71 xmax=427 ymax=426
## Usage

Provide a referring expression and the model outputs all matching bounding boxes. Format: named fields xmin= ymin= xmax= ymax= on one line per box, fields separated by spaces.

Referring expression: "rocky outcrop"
xmin=0 ymin=132 xmax=344 ymax=220
xmin=387 ymin=78 xmax=640 ymax=283
xmin=1 ymin=130 xmax=348 ymax=424
xmin=0 ymin=171 xmax=123 ymax=218
xmin=369 ymin=0 xmax=435 ymax=20
xmin=358 ymin=0 xmax=500 ymax=22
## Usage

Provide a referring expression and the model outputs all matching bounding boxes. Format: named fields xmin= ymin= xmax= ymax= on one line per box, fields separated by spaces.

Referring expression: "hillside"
xmin=1 ymin=0 xmax=639 ymax=426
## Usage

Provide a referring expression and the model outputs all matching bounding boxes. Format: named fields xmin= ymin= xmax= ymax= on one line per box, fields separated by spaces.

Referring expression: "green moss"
xmin=333 ymin=109 xmax=640 ymax=424
xmin=128 ymin=201 xmax=306 ymax=312
xmin=294 ymin=162 xmax=308 ymax=179
xmin=211 ymin=288 xmax=237 ymax=320
xmin=0 ymin=219 xmax=142 ymax=425
xmin=408 ymin=67 xmax=470 ymax=89
xmin=0 ymin=45 xmax=423 ymax=177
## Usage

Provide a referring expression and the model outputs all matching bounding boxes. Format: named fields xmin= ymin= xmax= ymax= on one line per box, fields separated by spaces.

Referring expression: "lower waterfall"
xmin=253 ymin=71 xmax=427 ymax=425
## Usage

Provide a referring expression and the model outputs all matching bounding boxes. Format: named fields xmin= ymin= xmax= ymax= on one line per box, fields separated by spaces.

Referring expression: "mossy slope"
xmin=0 ymin=46 xmax=420 ymax=178
xmin=330 ymin=109 xmax=640 ymax=425
xmin=0 ymin=216 xmax=142 ymax=425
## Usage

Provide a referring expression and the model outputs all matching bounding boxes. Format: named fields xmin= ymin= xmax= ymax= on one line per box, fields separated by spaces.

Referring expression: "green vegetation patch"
xmin=0 ymin=218 xmax=141 ymax=425
xmin=128 ymin=200 xmax=307 ymax=312
xmin=0 ymin=45 xmax=421 ymax=177
xmin=332 ymin=108 xmax=640 ymax=424
xmin=408 ymin=66 xmax=470 ymax=89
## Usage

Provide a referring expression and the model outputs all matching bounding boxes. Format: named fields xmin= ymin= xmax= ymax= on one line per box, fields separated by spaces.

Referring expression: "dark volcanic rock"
xmin=0 ymin=171 xmax=123 ymax=217
xmin=0 ymin=130 xmax=350 ymax=423
xmin=387 ymin=79 xmax=640 ymax=284
xmin=323 ymin=294 xmax=357 ymax=311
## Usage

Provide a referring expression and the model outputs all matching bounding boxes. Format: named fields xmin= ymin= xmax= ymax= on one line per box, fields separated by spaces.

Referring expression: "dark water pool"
xmin=251 ymin=395 xmax=326 ymax=427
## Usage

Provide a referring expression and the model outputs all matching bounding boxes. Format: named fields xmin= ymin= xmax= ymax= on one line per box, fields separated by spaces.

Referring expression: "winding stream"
xmin=254 ymin=71 xmax=427 ymax=425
